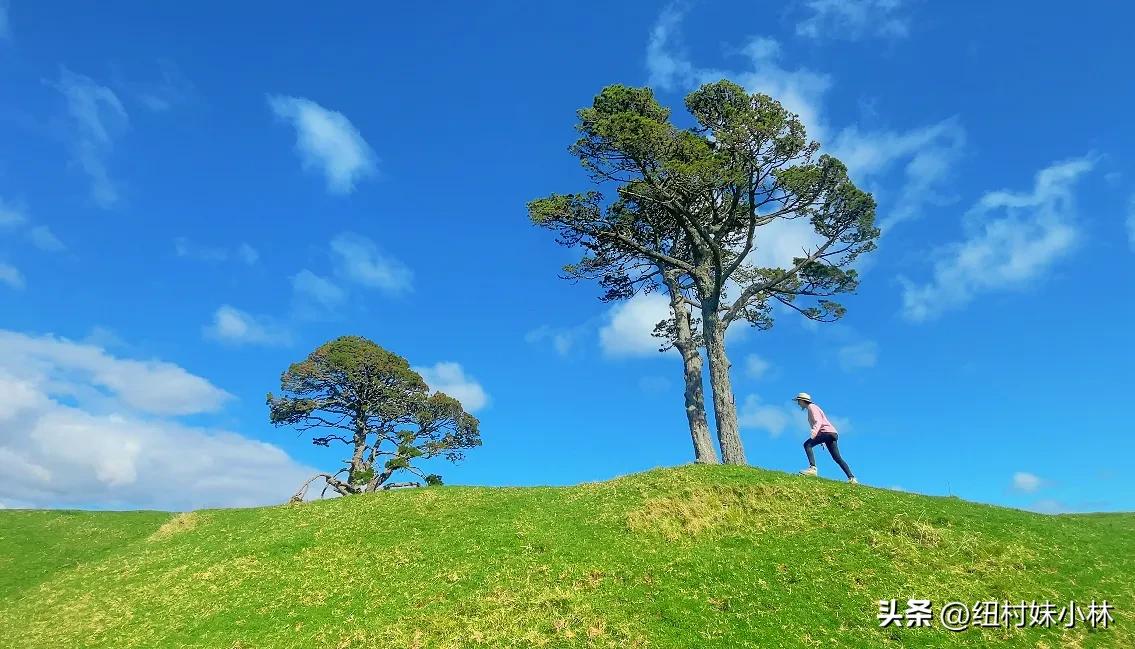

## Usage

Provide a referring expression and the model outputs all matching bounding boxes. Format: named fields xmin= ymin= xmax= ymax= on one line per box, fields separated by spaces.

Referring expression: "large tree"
xmin=536 ymin=81 xmax=879 ymax=464
xmin=268 ymin=336 xmax=481 ymax=499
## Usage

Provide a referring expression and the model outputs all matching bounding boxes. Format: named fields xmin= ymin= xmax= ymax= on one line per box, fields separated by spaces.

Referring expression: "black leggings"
xmin=804 ymin=432 xmax=854 ymax=478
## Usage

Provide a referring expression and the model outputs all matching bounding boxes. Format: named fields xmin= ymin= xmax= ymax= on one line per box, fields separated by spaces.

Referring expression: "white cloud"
xmin=733 ymin=37 xmax=833 ymax=144
xmin=0 ymin=200 xmax=32 ymax=285
xmin=830 ymin=416 xmax=852 ymax=433
xmin=796 ymin=0 xmax=910 ymax=41
xmin=413 ymin=362 xmax=489 ymax=412
xmin=82 ymin=326 xmax=127 ymax=350
xmin=1012 ymin=471 xmax=1043 ymax=493
xmin=175 ymin=238 xmax=259 ymax=265
xmin=748 ymin=215 xmax=827 ymax=269
xmin=837 ymin=341 xmax=878 ymax=371
xmin=646 ymin=4 xmax=699 ymax=93
xmin=1028 ymin=499 xmax=1068 ymax=515
xmin=2 ymin=199 xmax=66 ymax=254
xmin=175 ymin=237 xmax=226 ymax=262
xmin=525 ymin=324 xmax=584 ymax=356
xmin=0 ymin=330 xmax=232 ymax=416
xmin=830 ymin=118 xmax=966 ymax=229
xmin=330 ymin=232 xmax=412 ymax=294
xmin=53 ymin=69 xmax=129 ymax=208
xmin=645 ymin=6 xmax=963 ymax=231
xmin=744 ymin=353 xmax=772 ymax=379
xmin=268 ymin=95 xmax=377 ymax=194
xmin=27 ymin=225 xmax=66 ymax=252
xmin=237 ymin=243 xmax=259 ymax=265
xmin=738 ymin=394 xmax=802 ymax=437
xmin=901 ymin=157 xmax=1092 ymax=322
xmin=0 ymin=198 xmax=26 ymax=227
xmin=599 ymin=291 xmax=747 ymax=359
xmin=203 ymin=305 xmax=291 ymax=347
xmin=0 ymin=330 xmax=314 ymax=509
xmin=0 ymin=263 xmax=23 ymax=290
xmin=724 ymin=318 xmax=750 ymax=345
xmin=599 ymin=292 xmax=672 ymax=358
xmin=832 ymin=119 xmax=957 ymax=181
xmin=132 ymin=60 xmax=194 ymax=113
xmin=650 ymin=17 xmax=832 ymax=144
xmin=1126 ymin=195 xmax=1135 ymax=251
xmin=291 ymin=269 xmax=346 ymax=309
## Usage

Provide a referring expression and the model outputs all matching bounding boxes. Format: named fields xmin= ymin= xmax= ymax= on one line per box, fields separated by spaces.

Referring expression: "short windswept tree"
xmin=268 ymin=336 xmax=481 ymax=500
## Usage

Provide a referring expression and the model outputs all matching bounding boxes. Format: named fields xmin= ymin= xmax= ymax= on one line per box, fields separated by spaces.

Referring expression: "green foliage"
xmin=533 ymin=79 xmax=881 ymax=338
xmin=396 ymin=443 xmax=424 ymax=459
xmin=384 ymin=457 xmax=409 ymax=471
xmin=350 ymin=466 xmax=375 ymax=485
xmin=267 ymin=336 xmax=427 ymax=427
xmin=573 ymin=85 xmax=674 ymax=175
xmin=1 ymin=466 xmax=1131 ymax=647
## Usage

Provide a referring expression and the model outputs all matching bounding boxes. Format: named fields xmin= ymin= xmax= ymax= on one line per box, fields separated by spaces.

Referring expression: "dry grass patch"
xmin=147 ymin=512 xmax=201 ymax=542
xmin=867 ymin=513 xmax=945 ymax=549
xmin=627 ymin=483 xmax=829 ymax=540
xmin=865 ymin=513 xmax=1041 ymax=581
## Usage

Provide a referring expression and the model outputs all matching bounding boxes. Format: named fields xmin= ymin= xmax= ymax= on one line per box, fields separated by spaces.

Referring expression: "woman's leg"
xmin=824 ymin=437 xmax=854 ymax=479
xmin=802 ymin=438 xmax=818 ymax=467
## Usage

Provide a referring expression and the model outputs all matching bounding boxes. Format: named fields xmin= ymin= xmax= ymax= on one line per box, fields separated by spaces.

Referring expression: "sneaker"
xmin=848 ymin=477 xmax=859 ymax=485
xmin=799 ymin=466 xmax=817 ymax=477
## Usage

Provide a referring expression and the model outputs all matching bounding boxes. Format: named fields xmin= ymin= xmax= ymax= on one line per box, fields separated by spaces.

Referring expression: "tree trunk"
xmin=701 ymin=302 xmax=746 ymax=465
xmin=349 ymin=411 xmax=371 ymax=486
xmin=662 ymin=271 xmax=718 ymax=464
xmin=366 ymin=464 xmax=398 ymax=492
xmin=291 ymin=472 xmax=358 ymax=502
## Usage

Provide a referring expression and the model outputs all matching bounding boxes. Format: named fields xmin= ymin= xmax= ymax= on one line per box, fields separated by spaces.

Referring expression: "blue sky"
xmin=1 ymin=1 xmax=1132 ymax=513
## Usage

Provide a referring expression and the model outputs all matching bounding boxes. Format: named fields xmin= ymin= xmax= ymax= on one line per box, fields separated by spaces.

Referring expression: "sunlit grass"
xmin=1 ymin=465 xmax=1130 ymax=647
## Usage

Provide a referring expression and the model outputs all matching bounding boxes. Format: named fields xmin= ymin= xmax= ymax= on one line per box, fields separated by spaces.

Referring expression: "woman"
xmin=795 ymin=392 xmax=857 ymax=484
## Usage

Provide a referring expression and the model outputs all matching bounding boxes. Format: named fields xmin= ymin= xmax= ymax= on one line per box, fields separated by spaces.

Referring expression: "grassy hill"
xmin=1 ymin=465 xmax=1131 ymax=648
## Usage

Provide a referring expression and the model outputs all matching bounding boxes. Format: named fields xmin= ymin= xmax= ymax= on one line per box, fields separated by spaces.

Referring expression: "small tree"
xmin=268 ymin=336 xmax=480 ymax=499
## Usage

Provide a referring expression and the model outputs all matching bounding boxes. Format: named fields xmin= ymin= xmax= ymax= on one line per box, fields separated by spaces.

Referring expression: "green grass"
xmin=1 ymin=465 xmax=1131 ymax=648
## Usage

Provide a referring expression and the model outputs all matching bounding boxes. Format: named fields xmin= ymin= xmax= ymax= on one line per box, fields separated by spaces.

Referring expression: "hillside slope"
xmin=0 ymin=465 xmax=1131 ymax=648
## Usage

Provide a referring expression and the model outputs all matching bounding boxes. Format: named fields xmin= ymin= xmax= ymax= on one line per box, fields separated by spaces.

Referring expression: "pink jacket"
xmin=806 ymin=403 xmax=838 ymax=438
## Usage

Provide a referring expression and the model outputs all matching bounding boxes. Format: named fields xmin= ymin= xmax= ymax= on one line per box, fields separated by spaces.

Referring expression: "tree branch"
xmin=722 ymin=234 xmax=840 ymax=326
